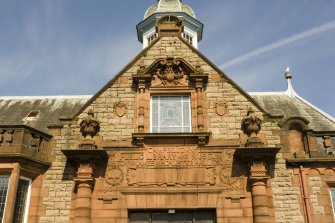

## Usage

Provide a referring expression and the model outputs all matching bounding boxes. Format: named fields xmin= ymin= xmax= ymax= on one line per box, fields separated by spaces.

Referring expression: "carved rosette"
xmin=80 ymin=112 xmax=100 ymax=139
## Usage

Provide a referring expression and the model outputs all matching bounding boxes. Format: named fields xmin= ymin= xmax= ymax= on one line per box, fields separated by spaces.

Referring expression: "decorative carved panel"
xmin=103 ymin=147 xmax=244 ymax=196
xmin=133 ymin=57 xmax=208 ymax=90
xmin=151 ymin=58 xmax=188 ymax=87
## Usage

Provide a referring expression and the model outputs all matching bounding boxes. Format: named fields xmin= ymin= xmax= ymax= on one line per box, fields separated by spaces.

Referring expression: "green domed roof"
xmin=144 ymin=0 xmax=196 ymax=19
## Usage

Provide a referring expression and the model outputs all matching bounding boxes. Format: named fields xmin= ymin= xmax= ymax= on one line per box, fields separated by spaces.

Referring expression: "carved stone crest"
xmin=215 ymin=102 xmax=227 ymax=116
xmin=114 ymin=102 xmax=127 ymax=117
xmin=152 ymin=58 xmax=188 ymax=86
xmin=104 ymin=167 xmax=124 ymax=192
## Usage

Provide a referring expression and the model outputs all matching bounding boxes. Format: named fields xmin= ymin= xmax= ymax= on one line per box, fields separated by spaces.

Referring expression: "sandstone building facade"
xmin=1 ymin=1 xmax=335 ymax=223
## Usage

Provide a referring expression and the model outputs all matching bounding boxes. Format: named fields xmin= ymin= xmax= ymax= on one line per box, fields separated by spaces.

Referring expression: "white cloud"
xmin=220 ymin=20 xmax=335 ymax=69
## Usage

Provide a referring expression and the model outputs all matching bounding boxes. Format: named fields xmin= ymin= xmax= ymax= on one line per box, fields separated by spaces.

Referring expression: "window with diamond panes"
xmin=0 ymin=176 xmax=9 ymax=221
xmin=151 ymin=96 xmax=191 ymax=133
xmin=13 ymin=178 xmax=30 ymax=223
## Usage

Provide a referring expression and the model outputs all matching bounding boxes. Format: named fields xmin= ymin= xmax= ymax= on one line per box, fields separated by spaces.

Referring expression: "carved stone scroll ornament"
xmin=241 ymin=109 xmax=263 ymax=147
xmin=152 ymin=58 xmax=188 ymax=87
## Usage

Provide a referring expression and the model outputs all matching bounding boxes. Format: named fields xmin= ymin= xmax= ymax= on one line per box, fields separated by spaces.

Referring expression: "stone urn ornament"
xmin=79 ymin=112 xmax=100 ymax=149
xmin=241 ymin=108 xmax=263 ymax=147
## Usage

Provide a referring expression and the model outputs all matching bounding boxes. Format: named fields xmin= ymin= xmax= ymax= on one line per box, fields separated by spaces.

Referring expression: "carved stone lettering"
xmin=124 ymin=167 xmax=215 ymax=187
xmin=108 ymin=147 xmax=234 ymax=168
xmin=103 ymin=147 xmax=243 ymax=195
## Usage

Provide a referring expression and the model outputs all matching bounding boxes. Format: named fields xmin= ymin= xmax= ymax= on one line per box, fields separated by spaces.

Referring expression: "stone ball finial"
xmin=80 ymin=112 xmax=100 ymax=139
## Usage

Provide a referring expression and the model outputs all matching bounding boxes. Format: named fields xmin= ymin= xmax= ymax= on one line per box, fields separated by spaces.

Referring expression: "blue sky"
xmin=0 ymin=0 xmax=335 ymax=117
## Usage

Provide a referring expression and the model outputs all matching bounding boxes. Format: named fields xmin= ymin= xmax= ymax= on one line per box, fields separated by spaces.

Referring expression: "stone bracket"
xmin=61 ymin=149 xmax=108 ymax=163
xmin=98 ymin=194 xmax=119 ymax=204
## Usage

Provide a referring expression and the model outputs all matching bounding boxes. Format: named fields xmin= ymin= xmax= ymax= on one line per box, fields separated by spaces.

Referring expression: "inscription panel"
xmin=108 ymin=146 xmax=233 ymax=168
xmin=104 ymin=146 xmax=244 ymax=196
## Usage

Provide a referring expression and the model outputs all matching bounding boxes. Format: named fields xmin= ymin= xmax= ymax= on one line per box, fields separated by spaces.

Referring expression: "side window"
xmin=0 ymin=175 xmax=31 ymax=223
xmin=13 ymin=178 xmax=31 ymax=223
xmin=0 ymin=176 xmax=9 ymax=221
xmin=151 ymin=95 xmax=191 ymax=133
xmin=330 ymin=187 xmax=335 ymax=217
xmin=182 ymin=33 xmax=193 ymax=45
xmin=147 ymin=33 xmax=158 ymax=45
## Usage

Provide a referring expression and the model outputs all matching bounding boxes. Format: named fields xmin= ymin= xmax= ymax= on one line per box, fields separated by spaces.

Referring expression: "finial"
xmin=284 ymin=66 xmax=296 ymax=98
xmin=285 ymin=67 xmax=292 ymax=79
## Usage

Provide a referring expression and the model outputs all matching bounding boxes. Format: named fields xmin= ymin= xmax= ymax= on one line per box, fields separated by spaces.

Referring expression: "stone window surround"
xmin=138 ymin=89 xmax=199 ymax=133
xmin=150 ymin=94 xmax=192 ymax=132
xmin=283 ymin=118 xmax=309 ymax=156
xmin=0 ymin=163 xmax=31 ymax=223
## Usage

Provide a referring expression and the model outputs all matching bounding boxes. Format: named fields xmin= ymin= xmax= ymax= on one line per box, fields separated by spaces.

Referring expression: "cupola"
xmin=136 ymin=0 xmax=203 ymax=49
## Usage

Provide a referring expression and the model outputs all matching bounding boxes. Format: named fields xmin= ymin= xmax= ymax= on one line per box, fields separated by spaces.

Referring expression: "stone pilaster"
xmin=249 ymin=161 xmax=271 ymax=223
xmin=62 ymin=148 xmax=107 ymax=223
xmin=235 ymin=147 xmax=280 ymax=223
xmin=196 ymin=78 xmax=204 ymax=131
xmin=74 ymin=163 xmax=95 ymax=223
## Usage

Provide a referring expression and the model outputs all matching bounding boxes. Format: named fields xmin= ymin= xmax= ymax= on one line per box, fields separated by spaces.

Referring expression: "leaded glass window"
xmin=13 ymin=178 xmax=30 ymax=223
xmin=151 ymin=96 xmax=191 ymax=133
xmin=0 ymin=176 xmax=9 ymax=222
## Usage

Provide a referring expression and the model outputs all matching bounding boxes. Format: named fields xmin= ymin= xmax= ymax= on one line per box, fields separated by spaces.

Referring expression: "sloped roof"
xmin=250 ymin=93 xmax=335 ymax=132
xmin=0 ymin=96 xmax=91 ymax=133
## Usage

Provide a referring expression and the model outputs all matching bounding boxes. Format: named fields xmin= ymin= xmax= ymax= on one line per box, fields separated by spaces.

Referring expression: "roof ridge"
xmin=248 ymin=91 xmax=286 ymax=96
xmin=294 ymin=94 xmax=335 ymax=123
xmin=0 ymin=95 xmax=92 ymax=100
